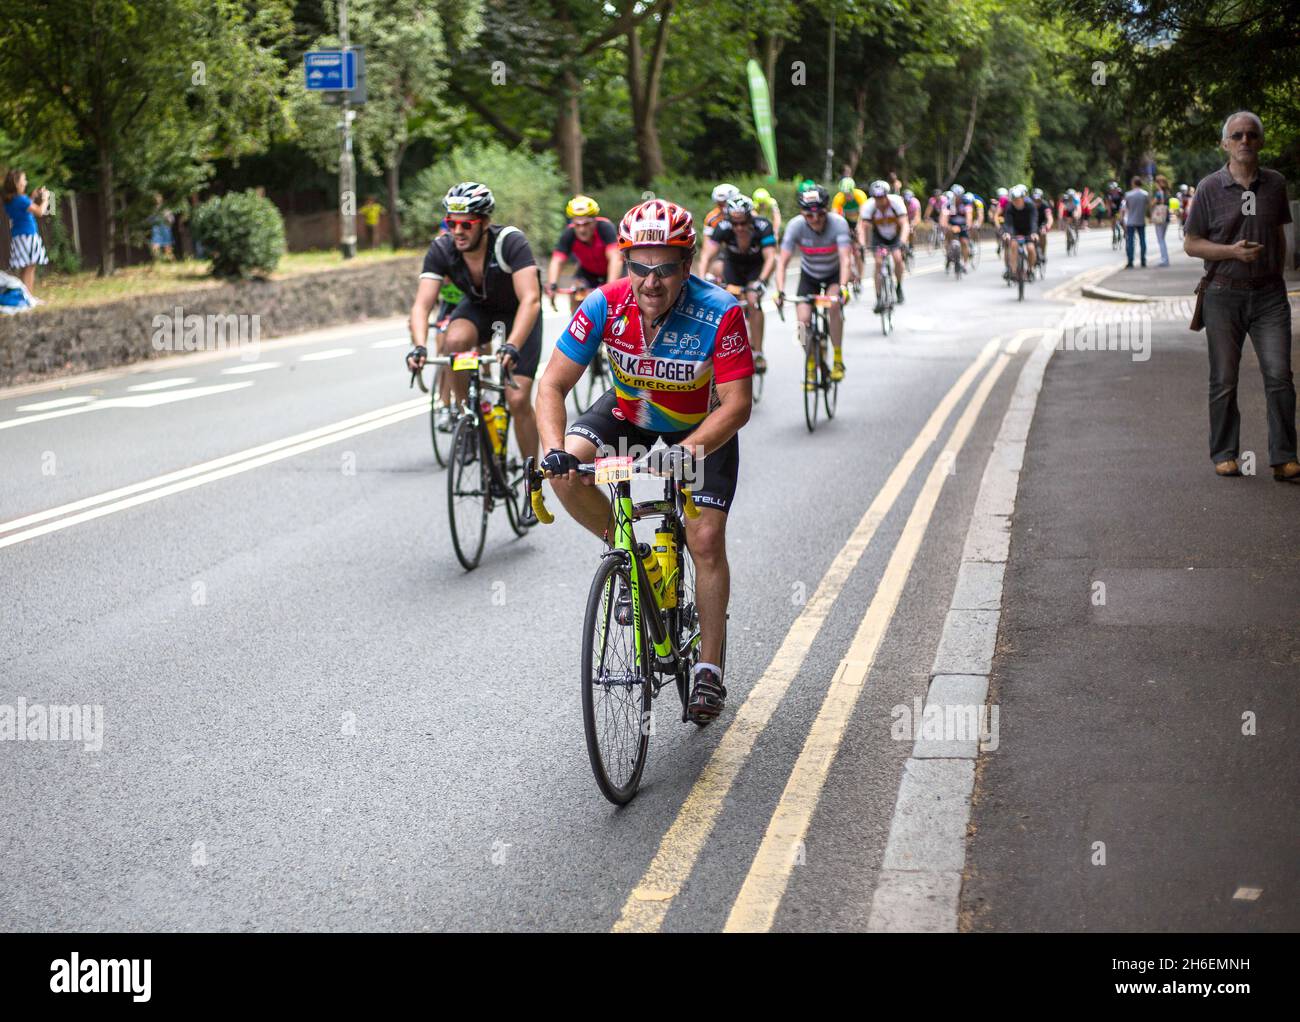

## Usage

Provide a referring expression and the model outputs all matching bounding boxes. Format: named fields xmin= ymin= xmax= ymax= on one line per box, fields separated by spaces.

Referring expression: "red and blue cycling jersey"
xmin=556 ymin=276 xmax=754 ymax=433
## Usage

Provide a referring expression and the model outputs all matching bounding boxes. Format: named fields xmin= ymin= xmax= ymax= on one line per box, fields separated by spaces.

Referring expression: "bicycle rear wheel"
xmin=429 ymin=366 xmax=451 ymax=468
xmin=1017 ymin=253 xmax=1026 ymax=302
xmin=582 ymin=555 xmax=652 ymax=804
xmin=822 ymin=335 xmax=838 ymax=420
xmin=803 ymin=330 xmax=820 ymax=433
xmin=448 ymin=416 xmax=489 ymax=570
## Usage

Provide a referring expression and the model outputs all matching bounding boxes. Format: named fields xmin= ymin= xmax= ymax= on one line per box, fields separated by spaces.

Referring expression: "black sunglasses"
xmin=1229 ymin=130 xmax=1260 ymax=142
xmin=627 ymin=258 xmax=685 ymax=279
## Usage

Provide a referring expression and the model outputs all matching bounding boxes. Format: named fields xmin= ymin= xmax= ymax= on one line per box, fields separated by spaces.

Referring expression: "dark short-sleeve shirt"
xmin=420 ymin=224 xmax=536 ymax=309
xmin=1185 ymin=164 xmax=1293 ymax=280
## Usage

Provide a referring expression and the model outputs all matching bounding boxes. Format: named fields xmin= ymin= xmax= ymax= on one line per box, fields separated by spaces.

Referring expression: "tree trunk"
xmin=97 ymin=143 xmax=115 ymax=276
xmin=944 ymin=90 xmax=979 ymax=183
xmin=556 ymin=68 xmax=584 ymax=193
xmin=626 ymin=0 xmax=672 ymax=187
xmin=385 ymin=145 xmax=405 ymax=250
xmin=845 ymin=83 xmax=867 ymax=173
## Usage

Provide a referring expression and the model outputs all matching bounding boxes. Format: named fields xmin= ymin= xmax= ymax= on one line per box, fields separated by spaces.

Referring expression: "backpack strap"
xmin=494 ymin=225 xmax=520 ymax=273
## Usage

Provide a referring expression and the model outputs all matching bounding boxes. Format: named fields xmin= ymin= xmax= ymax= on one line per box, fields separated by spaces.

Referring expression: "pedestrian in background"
xmin=148 ymin=194 xmax=175 ymax=261
xmin=1151 ymin=173 xmax=1171 ymax=266
xmin=1184 ymin=110 xmax=1298 ymax=483
xmin=360 ymin=195 xmax=384 ymax=249
xmin=2 ymin=169 xmax=51 ymax=296
xmin=1123 ymin=175 xmax=1149 ymax=268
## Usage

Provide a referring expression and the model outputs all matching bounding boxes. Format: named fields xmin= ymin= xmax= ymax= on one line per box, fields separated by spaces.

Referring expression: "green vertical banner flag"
xmin=746 ymin=59 xmax=778 ymax=182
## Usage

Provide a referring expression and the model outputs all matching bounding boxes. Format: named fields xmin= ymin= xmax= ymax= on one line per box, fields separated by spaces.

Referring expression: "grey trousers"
xmin=1204 ymin=279 xmax=1296 ymax=466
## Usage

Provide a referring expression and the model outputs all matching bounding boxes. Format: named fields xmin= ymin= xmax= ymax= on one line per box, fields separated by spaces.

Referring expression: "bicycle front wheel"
xmin=823 ymin=339 xmax=838 ymax=420
xmin=968 ymin=237 xmax=981 ymax=270
xmin=582 ymin=555 xmax=652 ymax=804
xmin=447 ymin=416 xmax=489 ymax=570
xmin=803 ymin=335 xmax=820 ymax=433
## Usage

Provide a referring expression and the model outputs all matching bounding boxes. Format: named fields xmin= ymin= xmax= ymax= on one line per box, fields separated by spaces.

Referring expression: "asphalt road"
xmin=2 ymin=228 xmax=1259 ymax=932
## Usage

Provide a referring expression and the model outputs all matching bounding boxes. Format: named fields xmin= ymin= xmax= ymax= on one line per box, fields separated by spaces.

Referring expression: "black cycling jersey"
xmin=1001 ymin=202 xmax=1038 ymax=237
xmin=420 ymin=224 xmax=536 ymax=310
xmin=710 ymin=216 xmax=776 ymax=260
xmin=1033 ymin=202 xmax=1052 ymax=227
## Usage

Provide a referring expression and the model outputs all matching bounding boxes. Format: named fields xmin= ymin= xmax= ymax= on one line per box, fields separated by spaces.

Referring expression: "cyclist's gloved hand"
xmin=407 ymin=345 xmax=427 ymax=370
xmin=752 ymin=280 xmax=767 ymax=297
xmin=498 ymin=343 xmax=519 ymax=371
xmin=544 ymin=281 xmax=558 ymax=296
xmin=541 ymin=448 xmax=580 ymax=478
xmin=642 ymin=444 xmax=695 ymax=482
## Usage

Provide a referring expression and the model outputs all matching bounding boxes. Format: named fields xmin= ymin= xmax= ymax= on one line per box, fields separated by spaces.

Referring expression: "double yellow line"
xmin=615 ymin=332 xmax=1022 ymax=932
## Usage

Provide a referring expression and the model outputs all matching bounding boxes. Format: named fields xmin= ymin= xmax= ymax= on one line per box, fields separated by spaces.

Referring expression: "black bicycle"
xmin=429 ymin=352 xmax=530 ymax=570
xmin=945 ymin=227 xmax=966 ymax=279
xmin=874 ymin=245 xmax=896 ymax=336
xmin=777 ymin=291 xmax=840 ymax=433
xmin=1111 ymin=219 xmax=1122 ymax=250
xmin=524 ymin=454 xmax=726 ymax=804
xmin=410 ymin=308 xmax=455 ymax=468
xmin=1065 ymin=219 xmax=1079 ymax=256
xmin=1004 ymin=235 xmax=1030 ymax=302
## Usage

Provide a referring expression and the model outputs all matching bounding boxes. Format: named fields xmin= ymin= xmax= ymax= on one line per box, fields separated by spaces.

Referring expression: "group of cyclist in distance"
xmin=402 ymin=168 xmax=1160 ymax=723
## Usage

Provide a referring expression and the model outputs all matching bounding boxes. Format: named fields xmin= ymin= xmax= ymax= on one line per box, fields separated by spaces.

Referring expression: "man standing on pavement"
xmin=1123 ymin=176 xmax=1149 ymax=269
xmin=1184 ymin=111 xmax=1299 ymax=483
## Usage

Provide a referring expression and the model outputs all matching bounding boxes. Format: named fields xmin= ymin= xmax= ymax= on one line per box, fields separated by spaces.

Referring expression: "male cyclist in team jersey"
xmin=423 ymin=219 xmax=468 ymax=432
xmin=751 ymin=187 xmax=782 ymax=239
xmin=939 ymin=187 xmax=974 ymax=268
xmin=1030 ymin=187 xmax=1054 ymax=259
xmin=546 ymin=195 xmax=623 ymax=314
xmin=862 ymin=180 xmax=911 ymax=311
xmin=536 ymin=199 xmax=754 ymax=724
xmin=703 ymin=183 xmax=740 ymax=279
xmin=407 ymin=181 xmax=543 ymax=467
xmin=700 ymin=194 xmax=777 ymax=375
xmin=999 ymin=184 xmax=1040 ymax=280
xmin=775 ymin=184 xmax=854 ymax=382
xmin=831 ymin=176 xmax=869 ymax=281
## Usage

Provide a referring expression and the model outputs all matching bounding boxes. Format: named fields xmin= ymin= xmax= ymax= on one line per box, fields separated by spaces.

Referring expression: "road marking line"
xmin=0 ymin=398 xmax=426 ymax=541
xmin=612 ymin=336 xmax=1003 ymax=934
xmin=125 ymin=377 xmax=197 ymax=392
xmin=721 ymin=348 xmax=1013 ymax=933
xmin=0 ymin=382 xmax=254 ymax=431
xmin=299 ymin=347 xmax=355 ymax=361
xmin=16 ymin=396 xmax=96 ymax=412
xmin=221 ymin=362 xmax=282 ymax=374
xmin=1003 ymin=328 xmax=1040 ymax=355
xmin=369 ymin=337 xmax=411 ymax=349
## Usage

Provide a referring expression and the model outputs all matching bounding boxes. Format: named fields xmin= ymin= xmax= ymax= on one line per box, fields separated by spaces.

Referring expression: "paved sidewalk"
xmin=1084 ymin=235 xmax=1300 ymax=300
xmin=962 ymin=302 xmax=1300 ymax=930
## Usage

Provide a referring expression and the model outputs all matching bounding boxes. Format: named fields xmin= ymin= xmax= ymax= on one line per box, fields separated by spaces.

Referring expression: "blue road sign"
xmin=305 ymin=50 xmax=356 ymax=91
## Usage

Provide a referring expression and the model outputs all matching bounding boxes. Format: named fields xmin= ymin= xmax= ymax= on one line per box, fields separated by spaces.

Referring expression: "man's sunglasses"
xmin=447 ymin=218 xmax=483 ymax=231
xmin=804 ymin=207 xmax=828 ymax=216
xmin=627 ymin=258 xmax=685 ymax=279
xmin=1229 ymin=130 xmax=1260 ymax=142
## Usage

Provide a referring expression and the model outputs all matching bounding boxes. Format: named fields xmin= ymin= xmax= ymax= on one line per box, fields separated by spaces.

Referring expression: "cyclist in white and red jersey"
xmin=536 ymin=199 xmax=754 ymax=724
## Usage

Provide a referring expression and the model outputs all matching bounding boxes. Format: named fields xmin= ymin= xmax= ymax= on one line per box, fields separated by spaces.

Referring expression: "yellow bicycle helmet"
xmin=566 ymin=194 xmax=600 ymax=219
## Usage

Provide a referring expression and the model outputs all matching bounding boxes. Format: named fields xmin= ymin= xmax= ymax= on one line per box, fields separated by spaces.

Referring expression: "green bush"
xmin=401 ymin=142 xmax=568 ymax=252
xmin=42 ymin=213 xmax=81 ymax=274
xmin=191 ymin=190 xmax=286 ymax=279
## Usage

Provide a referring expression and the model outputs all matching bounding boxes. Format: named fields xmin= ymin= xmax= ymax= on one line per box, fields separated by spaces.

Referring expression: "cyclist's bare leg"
xmin=433 ymin=326 xmax=454 ymax=407
xmin=683 ymin=508 xmax=728 ymax=667
xmin=547 ymin=434 xmax=610 ymax=538
xmin=745 ymin=292 xmax=764 ymax=355
xmin=892 ymin=246 xmax=906 ymax=287
xmin=828 ymin=285 xmax=844 ymax=359
xmin=1027 ymin=242 xmax=1038 ymax=271
xmin=506 ymin=375 xmax=538 ymax=463
xmin=873 ymin=247 xmax=886 ymax=297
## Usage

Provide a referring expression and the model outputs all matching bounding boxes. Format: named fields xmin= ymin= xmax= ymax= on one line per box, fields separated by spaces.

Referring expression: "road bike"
xmin=428 ymin=351 xmax=530 ymax=570
xmin=552 ymin=286 xmax=610 ymax=414
xmin=902 ymin=240 xmax=915 ymax=273
xmin=777 ymin=292 xmax=840 ymax=432
xmin=1004 ymin=235 xmax=1031 ymax=302
xmin=944 ymin=228 xmax=967 ymax=279
xmin=928 ymin=221 xmax=945 ymax=251
xmin=523 ymin=454 xmax=725 ymax=804
xmin=1035 ymin=233 xmax=1049 ymax=280
xmin=1065 ymin=219 xmax=1079 ymax=256
xmin=725 ymin=282 xmax=766 ymax=404
xmin=874 ymin=245 xmax=897 ymax=336
xmin=1111 ymin=219 xmax=1122 ymax=250
xmin=968 ymin=232 xmax=982 ymax=270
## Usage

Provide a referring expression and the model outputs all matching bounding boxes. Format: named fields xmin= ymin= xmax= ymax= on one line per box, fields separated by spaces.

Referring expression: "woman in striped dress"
xmin=3 ymin=169 xmax=51 ymax=296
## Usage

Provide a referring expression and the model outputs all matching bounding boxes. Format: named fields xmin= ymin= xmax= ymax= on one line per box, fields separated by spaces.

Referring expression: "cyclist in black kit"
xmin=699 ymin=194 xmax=777 ymax=374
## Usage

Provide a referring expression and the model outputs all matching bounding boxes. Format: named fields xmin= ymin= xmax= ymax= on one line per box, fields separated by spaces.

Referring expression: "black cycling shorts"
xmin=575 ymin=267 xmax=606 ymax=291
xmin=870 ymin=230 xmax=903 ymax=251
xmin=796 ymin=270 xmax=841 ymax=298
xmin=565 ymin=389 xmax=741 ymax=513
xmin=722 ymin=256 xmax=765 ymax=288
xmin=448 ymin=299 xmax=543 ymax=379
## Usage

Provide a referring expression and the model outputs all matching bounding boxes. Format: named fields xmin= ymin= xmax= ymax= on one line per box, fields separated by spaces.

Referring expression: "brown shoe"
xmin=1273 ymin=461 xmax=1300 ymax=483
xmin=1215 ymin=459 xmax=1241 ymax=477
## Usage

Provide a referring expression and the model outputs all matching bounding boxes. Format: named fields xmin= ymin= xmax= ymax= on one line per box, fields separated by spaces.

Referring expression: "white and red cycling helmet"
xmin=617 ymin=199 xmax=696 ymax=250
